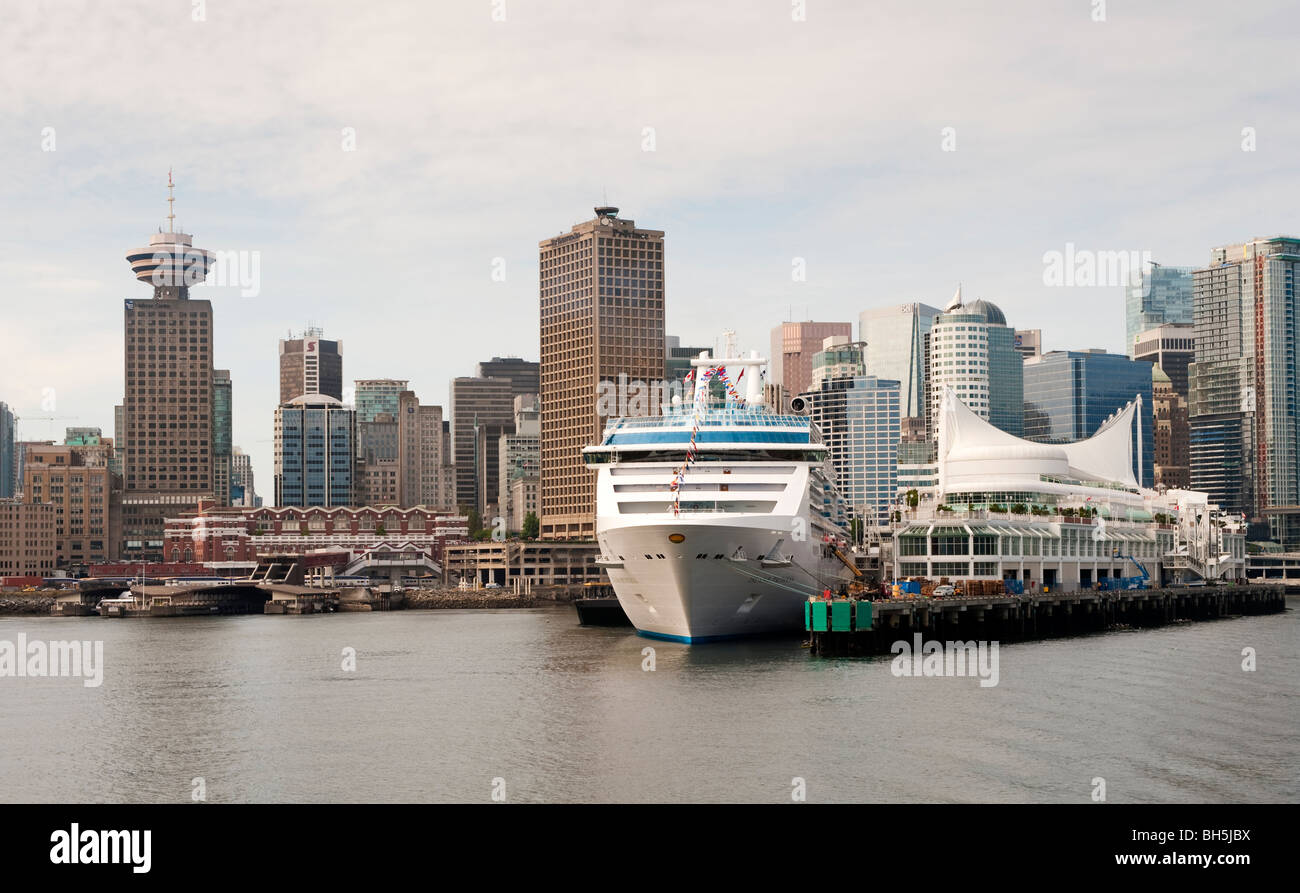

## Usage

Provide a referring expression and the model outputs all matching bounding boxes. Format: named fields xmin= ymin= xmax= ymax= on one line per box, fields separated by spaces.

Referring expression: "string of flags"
xmin=669 ymin=365 xmax=745 ymax=516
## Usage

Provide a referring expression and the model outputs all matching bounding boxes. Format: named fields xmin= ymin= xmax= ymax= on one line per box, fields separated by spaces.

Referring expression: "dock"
xmin=805 ymin=585 xmax=1289 ymax=656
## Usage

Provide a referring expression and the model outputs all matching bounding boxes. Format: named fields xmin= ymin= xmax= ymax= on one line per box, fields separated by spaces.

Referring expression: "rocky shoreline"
xmin=0 ymin=594 xmax=57 ymax=615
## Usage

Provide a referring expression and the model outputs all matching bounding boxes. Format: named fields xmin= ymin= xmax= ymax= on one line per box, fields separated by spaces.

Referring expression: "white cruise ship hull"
xmin=599 ymin=518 xmax=853 ymax=642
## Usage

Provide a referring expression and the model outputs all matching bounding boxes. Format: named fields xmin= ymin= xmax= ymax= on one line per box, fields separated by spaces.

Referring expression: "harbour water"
xmin=2 ymin=605 xmax=1296 ymax=803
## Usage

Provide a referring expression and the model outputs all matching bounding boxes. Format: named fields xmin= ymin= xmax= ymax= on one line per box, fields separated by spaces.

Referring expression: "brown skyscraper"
xmin=539 ymin=207 xmax=664 ymax=540
xmin=119 ymin=174 xmax=217 ymax=561
xmin=279 ymin=328 xmax=344 ymax=403
xmin=769 ymin=321 xmax=854 ymax=403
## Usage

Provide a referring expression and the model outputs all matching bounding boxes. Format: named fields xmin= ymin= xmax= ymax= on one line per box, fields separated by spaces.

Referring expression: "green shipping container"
xmin=855 ymin=599 xmax=873 ymax=630
xmin=831 ymin=600 xmax=851 ymax=632
xmin=804 ymin=600 xmax=811 ymax=631
xmin=811 ymin=600 xmax=829 ymax=632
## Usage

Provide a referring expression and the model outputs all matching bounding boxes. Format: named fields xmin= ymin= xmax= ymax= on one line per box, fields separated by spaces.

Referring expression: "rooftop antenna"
xmin=167 ymin=168 xmax=176 ymax=233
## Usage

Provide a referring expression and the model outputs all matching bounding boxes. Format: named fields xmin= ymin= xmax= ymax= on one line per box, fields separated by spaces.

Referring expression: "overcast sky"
xmin=2 ymin=0 xmax=1296 ymax=492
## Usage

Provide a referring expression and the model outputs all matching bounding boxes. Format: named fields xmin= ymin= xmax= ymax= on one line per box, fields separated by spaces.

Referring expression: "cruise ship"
xmin=583 ymin=342 xmax=857 ymax=642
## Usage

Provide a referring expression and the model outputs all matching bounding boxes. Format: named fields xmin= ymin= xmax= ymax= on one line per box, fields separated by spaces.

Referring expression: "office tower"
xmin=120 ymin=174 xmax=217 ymax=562
xmin=1151 ymin=367 xmax=1189 ymax=489
xmin=63 ymin=427 xmax=102 ymax=445
xmin=1014 ymin=329 xmax=1042 ymax=360
xmin=498 ymin=395 xmax=541 ymax=533
xmin=450 ymin=376 xmax=515 ymax=517
xmin=398 ymin=390 xmax=453 ymax=510
xmin=926 ymin=295 xmax=1023 ymax=437
xmin=1189 ymin=236 xmax=1300 ymax=546
xmin=274 ymin=395 xmax=357 ymax=507
xmin=11 ymin=441 xmax=53 ymax=500
xmin=0 ymin=500 xmax=56 ymax=576
xmin=212 ymin=369 xmax=232 ymax=506
xmin=1133 ymin=323 xmax=1195 ymax=397
xmin=112 ymin=405 xmax=124 ymax=478
xmin=810 ymin=336 xmax=866 ymax=389
xmin=354 ymin=379 xmax=405 ymax=504
xmin=666 ymin=335 xmax=711 ymax=388
xmin=1023 ymin=349 xmax=1154 ymax=487
xmin=476 ymin=357 xmax=540 ymax=399
xmin=22 ymin=441 xmax=120 ymax=568
xmin=1126 ymin=263 xmax=1195 ymax=357
xmin=449 ymin=357 xmax=539 ymax=517
xmin=769 ymin=321 xmax=853 ymax=405
xmin=279 ymin=328 xmax=343 ymax=403
xmin=539 ymin=206 xmax=665 ymax=540
xmin=859 ymin=303 xmax=941 ymax=421
xmin=897 ymin=417 xmax=938 ymax=494
xmin=355 ymin=379 xmax=408 ymax=423
xmin=0 ymin=402 xmax=13 ymax=499
xmin=354 ymin=380 xmax=451 ymax=509
xmin=230 ymin=447 xmax=260 ymax=507
xmin=803 ymin=373 xmax=901 ymax=527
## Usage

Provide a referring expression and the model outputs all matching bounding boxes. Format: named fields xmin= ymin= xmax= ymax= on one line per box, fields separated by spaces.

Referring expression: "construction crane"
xmin=13 ymin=414 xmax=79 ymax=439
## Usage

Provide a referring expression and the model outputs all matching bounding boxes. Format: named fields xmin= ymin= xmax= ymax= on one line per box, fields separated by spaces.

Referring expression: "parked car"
xmin=484 ymin=582 xmax=501 ymax=589
xmin=932 ymin=584 xmax=956 ymax=598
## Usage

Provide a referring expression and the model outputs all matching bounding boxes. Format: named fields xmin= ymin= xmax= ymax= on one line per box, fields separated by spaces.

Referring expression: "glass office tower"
xmin=859 ymin=303 xmax=940 ymax=421
xmin=1023 ymin=350 xmax=1154 ymax=487
xmin=1126 ymin=264 xmax=1194 ymax=357
xmin=274 ymin=395 xmax=356 ymax=507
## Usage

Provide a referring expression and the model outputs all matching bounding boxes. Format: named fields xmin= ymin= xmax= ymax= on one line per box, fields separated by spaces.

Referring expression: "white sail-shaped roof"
xmin=937 ymin=387 xmax=1138 ymax=494
xmin=1060 ymin=400 xmax=1139 ymax=487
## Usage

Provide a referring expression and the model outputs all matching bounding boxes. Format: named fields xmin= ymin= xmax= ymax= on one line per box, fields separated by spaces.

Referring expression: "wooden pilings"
xmin=808 ymin=586 xmax=1287 ymax=657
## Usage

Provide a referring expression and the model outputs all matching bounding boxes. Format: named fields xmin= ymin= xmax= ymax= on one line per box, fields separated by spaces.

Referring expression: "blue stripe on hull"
xmin=635 ymin=629 xmax=752 ymax=644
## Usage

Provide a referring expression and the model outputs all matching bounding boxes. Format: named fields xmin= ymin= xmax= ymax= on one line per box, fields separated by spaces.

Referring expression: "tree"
xmin=465 ymin=507 xmax=482 ymax=537
xmin=522 ymin=512 xmax=539 ymax=540
xmin=906 ymin=489 xmax=920 ymax=510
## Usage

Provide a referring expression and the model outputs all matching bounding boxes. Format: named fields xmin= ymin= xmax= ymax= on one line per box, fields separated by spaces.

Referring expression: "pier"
xmin=805 ymin=585 xmax=1290 ymax=656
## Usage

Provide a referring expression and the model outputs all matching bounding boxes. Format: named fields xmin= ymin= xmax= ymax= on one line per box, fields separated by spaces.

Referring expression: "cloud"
xmin=1 ymin=0 xmax=1296 ymax=490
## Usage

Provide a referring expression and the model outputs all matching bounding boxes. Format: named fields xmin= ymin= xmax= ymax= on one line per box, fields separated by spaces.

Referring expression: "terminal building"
xmin=889 ymin=388 xmax=1246 ymax=590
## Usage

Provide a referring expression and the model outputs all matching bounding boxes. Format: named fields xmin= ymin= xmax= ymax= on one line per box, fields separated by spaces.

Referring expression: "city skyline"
xmin=3 ymin=1 xmax=1297 ymax=488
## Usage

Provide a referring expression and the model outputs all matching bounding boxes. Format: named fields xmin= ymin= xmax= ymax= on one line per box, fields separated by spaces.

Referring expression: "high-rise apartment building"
xmin=279 ymin=328 xmax=343 ymax=403
xmin=1023 ymin=349 xmax=1153 ymax=487
xmin=1189 ymin=236 xmax=1300 ymax=547
xmin=498 ymin=394 xmax=540 ymax=532
xmin=769 ymin=321 xmax=853 ymax=407
xmin=119 ymin=177 xmax=218 ymax=562
xmin=274 ymin=395 xmax=357 ymax=507
xmin=1126 ymin=263 xmax=1195 ymax=358
xmin=802 ymin=370 xmax=902 ymax=527
xmin=539 ymin=207 xmax=665 ymax=540
xmin=926 ymin=296 xmax=1023 ymax=437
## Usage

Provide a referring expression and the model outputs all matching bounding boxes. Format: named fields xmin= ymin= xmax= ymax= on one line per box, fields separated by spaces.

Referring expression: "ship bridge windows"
xmin=616 ymin=500 xmax=778 ymax=515
xmin=614 ymin=482 xmax=786 ymax=493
